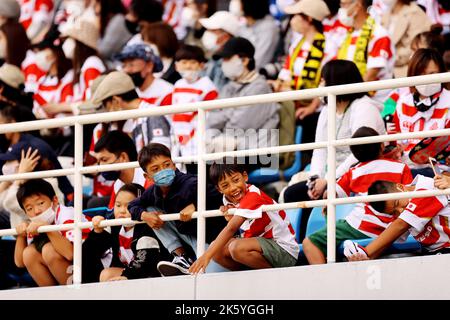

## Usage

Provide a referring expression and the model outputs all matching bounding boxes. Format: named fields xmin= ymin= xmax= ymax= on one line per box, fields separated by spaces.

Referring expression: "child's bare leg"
xmin=41 ymin=243 xmax=72 ymax=285
xmin=23 ymin=245 xmax=58 ymax=287
xmin=228 ymin=238 xmax=271 ymax=269
xmin=212 ymin=238 xmax=244 ymax=271
xmin=99 ymin=267 xmax=125 ymax=282
xmin=302 ymin=238 xmax=326 ymax=264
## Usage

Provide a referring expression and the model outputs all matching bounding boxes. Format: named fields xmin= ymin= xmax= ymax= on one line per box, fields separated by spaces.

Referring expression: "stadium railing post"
xmin=197 ymin=108 xmax=207 ymax=257
xmin=73 ymin=122 xmax=84 ymax=285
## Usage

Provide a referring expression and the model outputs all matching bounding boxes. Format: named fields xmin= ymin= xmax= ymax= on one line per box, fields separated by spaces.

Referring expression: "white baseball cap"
xmin=199 ymin=11 xmax=240 ymax=36
xmin=284 ymin=0 xmax=330 ymax=21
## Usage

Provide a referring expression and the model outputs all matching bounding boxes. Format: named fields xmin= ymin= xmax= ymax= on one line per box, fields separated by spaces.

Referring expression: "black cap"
xmin=0 ymin=140 xmax=55 ymax=162
xmin=213 ymin=37 xmax=255 ymax=60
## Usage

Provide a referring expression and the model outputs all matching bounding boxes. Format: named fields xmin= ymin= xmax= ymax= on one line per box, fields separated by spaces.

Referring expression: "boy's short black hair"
xmin=349 ymin=127 xmax=382 ymax=163
xmin=367 ymin=180 xmax=398 ymax=213
xmin=16 ymin=179 xmax=56 ymax=210
xmin=174 ymin=44 xmax=207 ymax=63
xmin=117 ymin=183 xmax=145 ymax=198
xmin=209 ymin=158 xmax=246 ymax=186
xmin=94 ymin=130 xmax=138 ymax=161
xmin=138 ymin=143 xmax=172 ymax=171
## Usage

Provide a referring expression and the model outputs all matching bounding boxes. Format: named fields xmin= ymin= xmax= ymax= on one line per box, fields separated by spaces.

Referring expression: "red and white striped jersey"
xmin=322 ymin=15 xmax=350 ymax=59
xmin=337 ymin=159 xmax=413 ymax=198
xmin=19 ymin=0 xmax=54 ymax=31
xmin=22 ymin=50 xmax=47 ymax=93
xmin=417 ymin=0 xmax=450 ymax=32
xmin=339 ymin=159 xmax=413 ymax=238
xmin=27 ymin=205 xmax=90 ymax=245
xmin=118 ymin=226 xmax=135 ymax=266
xmin=399 ymin=175 xmax=450 ymax=252
xmin=171 ymin=76 xmax=218 ymax=157
xmin=162 ymin=0 xmax=186 ymax=40
xmin=392 ymin=89 xmax=450 ymax=152
xmin=137 ymin=78 xmax=173 ymax=106
xmin=73 ymin=56 xmax=105 ymax=102
xmin=224 ymin=184 xmax=300 ymax=259
xmin=33 ymin=70 xmax=74 ymax=119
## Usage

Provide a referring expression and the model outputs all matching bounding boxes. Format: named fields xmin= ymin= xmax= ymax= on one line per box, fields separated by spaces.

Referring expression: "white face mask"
xmin=222 ymin=55 xmax=244 ymax=80
xmin=29 ymin=205 xmax=56 ymax=225
xmin=229 ymin=0 xmax=243 ymax=17
xmin=338 ymin=8 xmax=355 ymax=27
xmin=201 ymin=31 xmax=219 ymax=52
xmin=62 ymin=38 xmax=76 ymax=60
xmin=35 ymin=50 xmax=54 ymax=72
xmin=179 ymin=70 xmax=201 ymax=83
xmin=415 ymin=83 xmax=442 ymax=97
xmin=180 ymin=6 xmax=198 ymax=28
xmin=2 ymin=162 xmax=18 ymax=175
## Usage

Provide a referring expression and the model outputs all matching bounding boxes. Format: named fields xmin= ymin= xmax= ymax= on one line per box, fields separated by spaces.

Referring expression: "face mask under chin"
xmin=128 ymin=71 xmax=145 ymax=87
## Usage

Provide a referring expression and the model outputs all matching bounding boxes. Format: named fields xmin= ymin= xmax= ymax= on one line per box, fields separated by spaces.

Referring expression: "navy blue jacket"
xmin=128 ymin=169 xmax=226 ymax=243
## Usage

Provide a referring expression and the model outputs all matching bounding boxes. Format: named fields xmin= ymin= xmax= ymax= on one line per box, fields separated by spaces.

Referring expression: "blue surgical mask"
xmin=153 ymin=168 xmax=175 ymax=187
xmin=101 ymin=170 xmax=121 ymax=181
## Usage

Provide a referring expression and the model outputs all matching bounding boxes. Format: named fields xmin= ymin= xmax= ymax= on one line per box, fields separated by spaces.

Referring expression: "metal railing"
xmin=1 ymin=72 xmax=450 ymax=285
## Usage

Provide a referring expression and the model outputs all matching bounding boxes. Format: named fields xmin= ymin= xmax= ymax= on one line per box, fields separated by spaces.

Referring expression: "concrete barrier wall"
xmin=1 ymin=254 xmax=449 ymax=300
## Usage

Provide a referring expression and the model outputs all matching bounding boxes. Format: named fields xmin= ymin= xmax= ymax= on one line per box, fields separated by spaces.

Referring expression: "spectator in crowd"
xmin=82 ymin=183 xmax=170 ymax=283
xmin=162 ymin=0 xmax=189 ymax=40
xmin=199 ymin=10 xmax=240 ymax=90
xmin=1 ymin=144 xmax=65 ymax=230
xmin=387 ymin=49 xmax=450 ymax=177
xmin=345 ymin=175 xmax=450 ymax=261
xmin=127 ymin=143 xmax=227 ymax=276
xmin=91 ymin=71 xmax=171 ymax=152
xmin=93 ymin=130 xmax=151 ymax=212
xmin=273 ymin=0 xmax=332 ymax=162
xmin=13 ymin=179 xmax=89 ymax=286
xmin=336 ymin=0 xmax=395 ymax=105
xmin=189 ymin=159 xmax=299 ymax=274
xmin=281 ymin=60 xmax=386 ymax=242
xmin=0 ymin=105 xmax=73 ymax=201
xmin=417 ymin=0 xmax=450 ymax=35
xmin=141 ymin=22 xmax=181 ymax=84
xmin=125 ymin=0 xmax=164 ymax=45
xmin=238 ymin=0 xmax=280 ymax=70
xmin=180 ymin=0 xmax=217 ymax=49
xmin=0 ymin=0 xmax=20 ymax=27
xmin=0 ymin=15 xmax=30 ymax=68
xmin=172 ymin=44 xmax=218 ymax=166
xmin=18 ymin=0 xmax=54 ymax=44
xmin=115 ymin=43 xmax=173 ymax=106
xmin=30 ymin=29 xmax=73 ymax=121
xmin=302 ymin=127 xmax=412 ymax=264
xmin=410 ymin=29 xmax=446 ymax=55
xmin=0 ymin=63 xmax=33 ymax=109
xmin=94 ymin=0 xmax=133 ymax=65
xmin=206 ymin=37 xmax=280 ymax=167
xmin=381 ymin=0 xmax=432 ymax=78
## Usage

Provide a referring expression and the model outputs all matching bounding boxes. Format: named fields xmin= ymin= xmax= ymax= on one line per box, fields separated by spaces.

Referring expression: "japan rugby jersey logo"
xmin=406 ymin=202 xmax=417 ymax=212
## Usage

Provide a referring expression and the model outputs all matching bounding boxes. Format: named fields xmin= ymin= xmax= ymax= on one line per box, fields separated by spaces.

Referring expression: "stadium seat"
xmin=248 ymin=126 xmax=303 ymax=184
xmin=285 ymin=208 xmax=302 ymax=243
xmin=304 ymin=204 xmax=421 ymax=257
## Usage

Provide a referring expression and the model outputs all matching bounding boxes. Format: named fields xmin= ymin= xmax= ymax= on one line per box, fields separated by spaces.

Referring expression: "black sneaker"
xmin=157 ymin=254 xmax=194 ymax=276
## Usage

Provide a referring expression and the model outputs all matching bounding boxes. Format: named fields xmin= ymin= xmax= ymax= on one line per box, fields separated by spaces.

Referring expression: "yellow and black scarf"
xmin=289 ymin=32 xmax=326 ymax=90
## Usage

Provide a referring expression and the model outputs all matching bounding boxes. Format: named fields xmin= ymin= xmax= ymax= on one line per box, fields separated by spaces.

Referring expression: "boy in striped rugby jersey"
xmin=345 ymin=174 xmax=450 ymax=261
xmin=302 ymin=127 xmax=412 ymax=264
xmin=189 ymin=158 xmax=299 ymax=274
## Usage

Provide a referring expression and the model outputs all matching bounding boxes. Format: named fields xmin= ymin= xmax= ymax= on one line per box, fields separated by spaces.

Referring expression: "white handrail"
xmin=1 ymin=72 xmax=449 ymax=284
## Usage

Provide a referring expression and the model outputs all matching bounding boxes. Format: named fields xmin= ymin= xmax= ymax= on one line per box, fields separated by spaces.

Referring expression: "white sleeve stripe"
xmin=399 ymin=210 xmax=431 ymax=232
